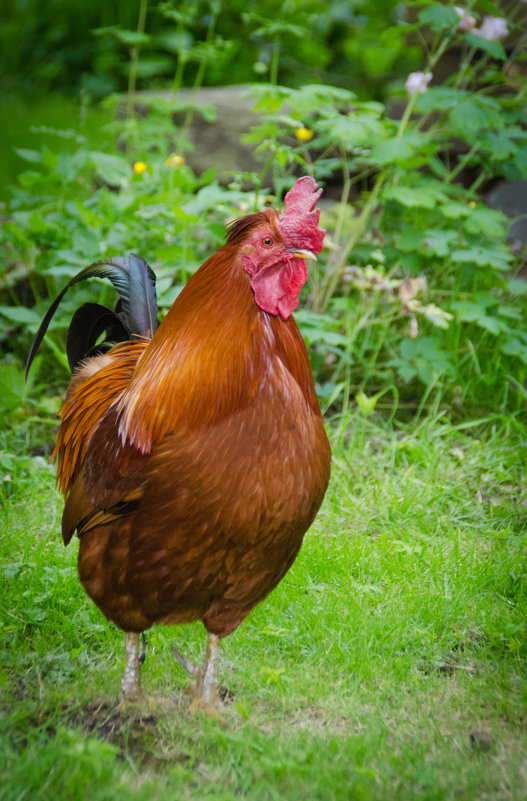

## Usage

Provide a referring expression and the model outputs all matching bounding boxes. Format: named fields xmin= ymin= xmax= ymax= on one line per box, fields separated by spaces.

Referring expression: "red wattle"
xmin=249 ymin=257 xmax=307 ymax=320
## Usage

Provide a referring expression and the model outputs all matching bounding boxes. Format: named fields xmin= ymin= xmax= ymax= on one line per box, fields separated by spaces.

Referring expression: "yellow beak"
xmin=289 ymin=248 xmax=317 ymax=261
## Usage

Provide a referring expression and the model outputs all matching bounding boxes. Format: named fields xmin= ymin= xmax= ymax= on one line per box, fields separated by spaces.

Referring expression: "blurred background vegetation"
xmin=1 ymin=0 xmax=526 ymax=458
xmin=0 ymin=0 xmax=419 ymax=192
xmin=1 ymin=0 xmax=416 ymax=98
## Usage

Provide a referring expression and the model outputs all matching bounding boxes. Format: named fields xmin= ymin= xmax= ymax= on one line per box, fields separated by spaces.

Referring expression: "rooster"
xmin=26 ymin=176 xmax=331 ymax=707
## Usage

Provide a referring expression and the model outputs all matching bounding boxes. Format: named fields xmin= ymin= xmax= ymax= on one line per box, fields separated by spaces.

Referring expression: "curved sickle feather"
xmin=25 ymin=254 xmax=158 ymax=378
xmin=66 ymin=303 xmax=129 ymax=372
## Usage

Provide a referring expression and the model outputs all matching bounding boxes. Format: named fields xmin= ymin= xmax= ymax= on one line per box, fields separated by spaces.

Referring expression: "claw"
xmin=170 ymin=644 xmax=198 ymax=676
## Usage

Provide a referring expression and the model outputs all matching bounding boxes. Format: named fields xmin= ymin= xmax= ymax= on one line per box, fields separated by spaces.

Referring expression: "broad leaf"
xmin=464 ymin=32 xmax=506 ymax=61
xmin=382 ymin=185 xmax=439 ymax=208
xmin=418 ymin=5 xmax=460 ymax=32
xmin=91 ymin=152 xmax=130 ymax=187
xmin=371 ymin=139 xmax=414 ymax=166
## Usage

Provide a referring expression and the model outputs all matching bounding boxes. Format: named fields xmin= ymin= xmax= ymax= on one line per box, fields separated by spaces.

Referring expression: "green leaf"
xmin=463 ymin=207 xmax=507 ymax=238
xmin=276 ymin=148 xmax=289 ymax=168
xmin=451 ymin=247 xmax=513 ymax=269
xmin=382 ymin=185 xmax=441 ymax=209
xmin=507 ymin=279 xmax=527 ymax=297
xmin=418 ymin=336 xmax=443 ymax=361
xmin=478 ymin=131 xmax=517 ymax=161
xmin=0 ymin=306 xmax=45 ymax=326
xmin=398 ymin=229 xmax=424 ymax=252
xmin=399 ymin=365 xmax=418 ymax=383
xmin=497 ymin=305 xmax=522 ymax=321
xmin=135 ymin=57 xmax=174 ymax=79
xmin=91 ymin=152 xmax=130 ymax=187
xmin=452 ymin=300 xmax=490 ymax=322
xmin=501 ymin=338 xmax=527 ymax=362
xmin=316 ymin=114 xmax=387 ymax=149
xmin=477 ymin=316 xmax=504 ymax=335
xmin=253 ymin=95 xmax=284 ymax=114
xmin=14 ymin=148 xmax=42 ymax=164
xmin=439 ymin=201 xmax=470 ymax=220
xmin=422 ymin=229 xmax=458 ymax=257
xmin=450 ymin=100 xmax=502 ymax=133
xmin=416 ymin=87 xmax=468 ymax=113
xmin=418 ymin=5 xmax=460 ymax=32
xmin=371 ymin=139 xmax=414 ymax=166
xmin=400 ymin=338 xmax=417 ymax=360
xmin=464 ymin=32 xmax=506 ymax=61
xmin=356 ymin=391 xmax=378 ymax=417
xmin=113 ymin=29 xmax=151 ymax=47
xmin=451 ymin=300 xmax=505 ymax=335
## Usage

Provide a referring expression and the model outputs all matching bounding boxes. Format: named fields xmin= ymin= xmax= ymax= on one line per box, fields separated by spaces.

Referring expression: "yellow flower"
xmin=294 ymin=127 xmax=314 ymax=143
xmin=468 ymin=200 xmax=477 ymax=209
xmin=165 ymin=154 xmax=186 ymax=168
xmin=133 ymin=161 xmax=147 ymax=175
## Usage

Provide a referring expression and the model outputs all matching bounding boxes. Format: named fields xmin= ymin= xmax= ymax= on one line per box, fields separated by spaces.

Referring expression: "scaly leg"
xmin=171 ymin=632 xmax=221 ymax=708
xmin=121 ymin=631 xmax=143 ymax=700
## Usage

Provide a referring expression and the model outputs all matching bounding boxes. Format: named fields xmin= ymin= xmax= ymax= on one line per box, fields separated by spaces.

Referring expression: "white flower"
xmin=405 ymin=71 xmax=433 ymax=95
xmin=475 ymin=16 xmax=508 ymax=41
xmin=455 ymin=7 xmax=477 ymax=31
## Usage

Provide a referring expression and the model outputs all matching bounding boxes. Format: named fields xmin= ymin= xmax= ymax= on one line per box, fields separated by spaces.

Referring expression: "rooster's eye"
xmin=262 ymin=237 xmax=273 ymax=247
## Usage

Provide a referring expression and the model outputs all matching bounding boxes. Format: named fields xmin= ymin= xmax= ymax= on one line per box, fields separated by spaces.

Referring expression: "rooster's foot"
xmin=171 ymin=632 xmax=223 ymax=711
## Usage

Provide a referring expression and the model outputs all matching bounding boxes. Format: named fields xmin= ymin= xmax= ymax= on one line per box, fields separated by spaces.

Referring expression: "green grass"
xmin=1 ymin=415 xmax=526 ymax=800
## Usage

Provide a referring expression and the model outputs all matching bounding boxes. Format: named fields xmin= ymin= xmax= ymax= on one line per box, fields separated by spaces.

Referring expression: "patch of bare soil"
xmin=67 ymin=692 xmax=193 ymax=768
xmin=65 ymin=685 xmax=236 ymax=767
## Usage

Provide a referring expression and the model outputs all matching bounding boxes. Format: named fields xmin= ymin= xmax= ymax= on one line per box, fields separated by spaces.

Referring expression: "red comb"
xmin=280 ymin=176 xmax=325 ymax=254
xmin=284 ymin=176 xmax=323 ymax=215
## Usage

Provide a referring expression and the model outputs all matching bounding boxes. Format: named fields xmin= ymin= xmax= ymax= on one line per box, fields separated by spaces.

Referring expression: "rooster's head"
xmin=228 ymin=176 xmax=325 ymax=320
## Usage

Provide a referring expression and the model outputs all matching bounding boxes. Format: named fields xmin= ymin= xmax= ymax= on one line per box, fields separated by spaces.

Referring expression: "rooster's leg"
xmin=121 ymin=631 xmax=143 ymax=700
xmin=171 ymin=632 xmax=221 ymax=707
xmin=194 ymin=632 xmax=221 ymax=705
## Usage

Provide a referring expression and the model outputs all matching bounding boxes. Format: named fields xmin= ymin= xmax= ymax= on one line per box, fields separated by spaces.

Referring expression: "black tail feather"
xmin=26 ymin=254 xmax=158 ymax=378
xmin=66 ymin=303 xmax=129 ymax=372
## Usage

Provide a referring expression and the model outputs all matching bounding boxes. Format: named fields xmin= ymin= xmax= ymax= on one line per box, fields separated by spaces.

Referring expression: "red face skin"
xmin=241 ymin=225 xmax=310 ymax=320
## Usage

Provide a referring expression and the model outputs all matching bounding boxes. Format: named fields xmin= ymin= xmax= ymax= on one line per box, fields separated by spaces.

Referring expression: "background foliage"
xmin=1 ymin=0 xmax=526 ymax=438
xmin=0 ymin=0 xmax=415 ymax=99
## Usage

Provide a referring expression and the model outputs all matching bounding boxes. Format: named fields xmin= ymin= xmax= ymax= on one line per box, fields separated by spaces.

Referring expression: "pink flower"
xmin=405 ymin=71 xmax=433 ymax=95
xmin=455 ymin=7 xmax=477 ymax=31
xmin=475 ymin=16 xmax=508 ymax=41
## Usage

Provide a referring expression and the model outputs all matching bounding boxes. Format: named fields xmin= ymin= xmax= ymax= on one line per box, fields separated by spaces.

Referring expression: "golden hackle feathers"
xmin=54 ymin=340 xmax=149 ymax=495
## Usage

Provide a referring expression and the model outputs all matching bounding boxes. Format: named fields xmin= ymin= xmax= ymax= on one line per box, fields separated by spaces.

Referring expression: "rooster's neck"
xmin=117 ymin=245 xmax=319 ymax=453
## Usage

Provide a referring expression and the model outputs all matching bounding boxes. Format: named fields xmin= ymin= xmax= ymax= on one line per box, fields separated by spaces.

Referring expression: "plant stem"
xmin=126 ymin=0 xmax=149 ymax=123
xmin=254 ymin=152 xmax=276 ymax=209
xmin=445 ymin=142 xmax=481 ymax=184
xmin=270 ymin=37 xmax=280 ymax=85
xmin=179 ymin=12 xmax=218 ymax=146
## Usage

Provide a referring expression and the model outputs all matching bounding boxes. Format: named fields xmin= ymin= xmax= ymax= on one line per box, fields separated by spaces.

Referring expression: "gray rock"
xmin=136 ymin=85 xmax=263 ymax=179
xmin=487 ymin=180 xmax=527 ymax=243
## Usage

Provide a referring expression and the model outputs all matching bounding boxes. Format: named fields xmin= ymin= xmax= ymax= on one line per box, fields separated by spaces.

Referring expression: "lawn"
xmin=1 ymin=415 xmax=526 ymax=800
